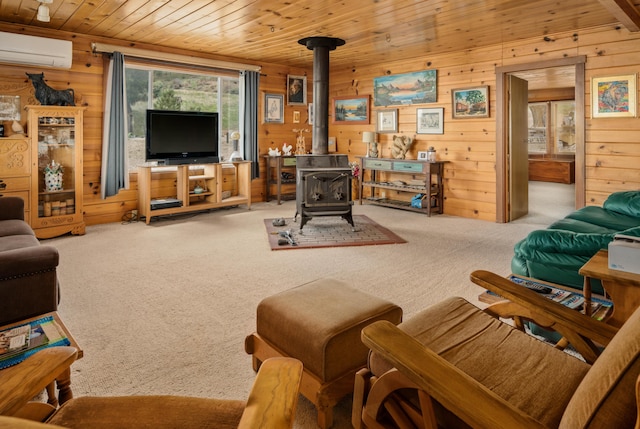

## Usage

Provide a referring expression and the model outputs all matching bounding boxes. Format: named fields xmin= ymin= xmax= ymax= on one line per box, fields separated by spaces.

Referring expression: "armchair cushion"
xmin=47 ymin=396 xmax=246 ymax=429
xmin=356 ymin=270 xmax=640 ymax=429
xmin=369 ymin=297 xmax=590 ymax=428
xmin=0 ymin=196 xmax=26 ymax=221
xmin=0 ymin=220 xmax=34 ymax=238
xmin=560 ymin=302 xmax=640 ymax=428
xmin=603 ymin=190 xmax=640 ymax=218
xmin=565 ymin=205 xmax=640 ymax=231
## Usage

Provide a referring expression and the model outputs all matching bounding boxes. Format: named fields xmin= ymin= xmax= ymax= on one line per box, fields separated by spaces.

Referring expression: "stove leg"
xmin=300 ymin=215 xmax=310 ymax=231
xmin=342 ymin=213 xmax=355 ymax=229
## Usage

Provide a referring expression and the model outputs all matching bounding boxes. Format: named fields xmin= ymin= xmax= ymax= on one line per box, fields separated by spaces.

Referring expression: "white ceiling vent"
xmin=0 ymin=31 xmax=72 ymax=69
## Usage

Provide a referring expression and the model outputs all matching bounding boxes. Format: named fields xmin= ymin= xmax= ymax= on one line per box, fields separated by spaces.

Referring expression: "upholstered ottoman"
xmin=244 ymin=278 xmax=402 ymax=429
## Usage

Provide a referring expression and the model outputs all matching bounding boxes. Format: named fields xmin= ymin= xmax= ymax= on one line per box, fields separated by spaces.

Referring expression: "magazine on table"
xmin=0 ymin=316 xmax=70 ymax=369
xmin=507 ymin=275 xmax=612 ymax=319
xmin=0 ymin=324 xmax=31 ymax=359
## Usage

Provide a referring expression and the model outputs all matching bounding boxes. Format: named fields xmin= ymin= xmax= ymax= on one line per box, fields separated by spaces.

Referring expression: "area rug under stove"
xmin=264 ymin=215 xmax=407 ymax=250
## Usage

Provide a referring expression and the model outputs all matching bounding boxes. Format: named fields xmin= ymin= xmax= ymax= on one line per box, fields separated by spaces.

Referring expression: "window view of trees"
xmin=125 ymin=67 xmax=240 ymax=170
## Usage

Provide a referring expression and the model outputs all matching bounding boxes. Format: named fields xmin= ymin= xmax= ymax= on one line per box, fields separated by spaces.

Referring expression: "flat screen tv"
xmin=145 ymin=110 xmax=219 ymax=165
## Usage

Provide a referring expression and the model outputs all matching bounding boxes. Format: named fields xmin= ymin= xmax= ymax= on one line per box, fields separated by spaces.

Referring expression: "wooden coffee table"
xmin=0 ymin=311 xmax=82 ymax=407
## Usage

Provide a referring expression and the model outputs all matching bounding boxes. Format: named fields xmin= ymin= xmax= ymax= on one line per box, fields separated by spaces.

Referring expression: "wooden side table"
xmin=0 ymin=312 xmax=82 ymax=408
xmin=579 ymin=250 xmax=640 ymax=328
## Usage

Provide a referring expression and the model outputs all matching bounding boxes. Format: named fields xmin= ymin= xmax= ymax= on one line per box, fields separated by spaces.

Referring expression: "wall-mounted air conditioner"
xmin=0 ymin=31 xmax=72 ymax=69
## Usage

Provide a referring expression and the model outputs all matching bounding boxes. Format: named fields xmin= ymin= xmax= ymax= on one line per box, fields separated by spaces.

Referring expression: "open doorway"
xmin=495 ymin=57 xmax=586 ymax=223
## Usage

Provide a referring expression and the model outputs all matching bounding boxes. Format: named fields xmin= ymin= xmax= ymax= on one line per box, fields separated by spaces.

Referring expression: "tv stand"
xmin=138 ymin=162 xmax=251 ymax=224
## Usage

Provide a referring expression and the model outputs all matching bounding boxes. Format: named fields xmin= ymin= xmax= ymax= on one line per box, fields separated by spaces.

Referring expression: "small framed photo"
xmin=452 ymin=86 xmax=489 ymax=119
xmin=293 ymin=111 xmax=300 ymax=123
xmin=376 ymin=109 xmax=398 ymax=133
xmin=416 ymin=107 xmax=444 ymax=134
xmin=332 ymin=95 xmax=370 ymax=124
xmin=287 ymin=75 xmax=307 ymax=105
xmin=264 ymin=93 xmax=284 ymax=124
xmin=591 ymin=74 xmax=637 ymax=118
xmin=417 ymin=151 xmax=429 ymax=160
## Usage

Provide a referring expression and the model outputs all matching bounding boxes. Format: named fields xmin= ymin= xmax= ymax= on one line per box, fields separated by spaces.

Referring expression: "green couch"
xmin=512 ymin=190 xmax=640 ymax=295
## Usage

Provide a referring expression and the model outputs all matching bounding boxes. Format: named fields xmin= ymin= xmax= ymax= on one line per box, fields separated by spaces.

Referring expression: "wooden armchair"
xmin=0 ymin=347 xmax=303 ymax=429
xmin=353 ymin=270 xmax=640 ymax=429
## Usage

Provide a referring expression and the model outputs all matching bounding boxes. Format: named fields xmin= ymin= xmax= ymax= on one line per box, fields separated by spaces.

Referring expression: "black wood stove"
xmin=295 ymin=154 xmax=353 ymax=230
xmin=294 ymin=36 xmax=354 ymax=231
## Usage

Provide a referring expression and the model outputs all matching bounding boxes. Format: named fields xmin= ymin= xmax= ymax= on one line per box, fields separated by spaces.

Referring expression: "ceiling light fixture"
xmin=36 ymin=0 xmax=53 ymax=22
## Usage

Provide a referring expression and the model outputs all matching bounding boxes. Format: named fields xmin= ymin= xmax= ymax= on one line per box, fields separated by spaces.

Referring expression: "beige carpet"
xmin=47 ymin=200 xmax=551 ymax=428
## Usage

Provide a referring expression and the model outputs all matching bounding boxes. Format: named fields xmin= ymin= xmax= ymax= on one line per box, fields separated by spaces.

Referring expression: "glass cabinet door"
xmin=37 ymin=115 xmax=77 ymax=218
xmin=27 ymin=106 xmax=84 ymax=238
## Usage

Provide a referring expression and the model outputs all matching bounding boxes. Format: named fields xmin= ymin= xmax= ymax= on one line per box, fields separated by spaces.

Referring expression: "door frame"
xmin=495 ymin=56 xmax=586 ymax=223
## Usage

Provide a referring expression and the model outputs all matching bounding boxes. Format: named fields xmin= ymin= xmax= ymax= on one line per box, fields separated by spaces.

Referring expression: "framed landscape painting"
xmin=591 ymin=74 xmax=637 ymax=118
xmin=452 ymin=86 xmax=489 ymax=119
xmin=374 ymin=70 xmax=437 ymax=106
xmin=332 ymin=95 xmax=370 ymax=124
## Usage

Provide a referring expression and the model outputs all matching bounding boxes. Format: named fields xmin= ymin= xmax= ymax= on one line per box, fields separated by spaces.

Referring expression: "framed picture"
xmin=332 ymin=95 xmax=370 ymax=124
xmin=417 ymin=151 xmax=429 ymax=160
xmin=328 ymin=136 xmax=337 ymax=152
xmin=287 ymin=74 xmax=307 ymax=105
xmin=452 ymin=86 xmax=489 ymax=119
xmin=591 ymin=74 xmax=637 ymax=118
xmin=374 ymin=70 xmax=437 ymax=106
xmin=264 ymin=93 xmax=284 ymax=123
xmin=376 ymin=109 xmax=398 ymax=133
xmin=308 ymin=103 xmax=314 ymax=125
xmin=416 ymin=107 xmax=444 ymax=134
xmin=293 ymin=111 xmax=300 ymax=123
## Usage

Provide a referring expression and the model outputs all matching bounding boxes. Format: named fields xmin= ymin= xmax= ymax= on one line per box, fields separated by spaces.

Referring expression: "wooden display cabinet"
xmin=138 ymin=161 xmax=251 ymax=224
xmin=26 ymin=106 xmax=85 ymax=239
xmin=0 ymin=135 xmax=31 ymax=223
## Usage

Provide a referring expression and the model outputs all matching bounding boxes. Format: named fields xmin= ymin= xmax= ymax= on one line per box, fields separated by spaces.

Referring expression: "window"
xmin=125 ymin=65 xmax=240 ymax=170
xmin=528 ymin=101 xmax=575 ymax=155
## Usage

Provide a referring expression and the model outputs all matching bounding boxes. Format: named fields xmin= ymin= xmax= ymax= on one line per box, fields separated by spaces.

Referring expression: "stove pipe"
xmin=298 ymin=36 xmax=345 ymax=154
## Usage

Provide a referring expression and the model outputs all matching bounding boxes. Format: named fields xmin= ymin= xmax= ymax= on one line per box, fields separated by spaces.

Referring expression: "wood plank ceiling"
xmin=1 ymin=0 xmax=639 ymax=88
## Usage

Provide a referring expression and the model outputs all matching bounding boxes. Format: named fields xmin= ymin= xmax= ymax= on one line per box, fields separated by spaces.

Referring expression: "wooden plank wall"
xmin=329 ymin=45 xmax=500 ymax=220
xmin=501 ymin=25 xmax=640 ymax=207
xmin=1 ymin=22 xmax=638 ymax=226
xmin=329 ymin=24 xmax=640 ymax=221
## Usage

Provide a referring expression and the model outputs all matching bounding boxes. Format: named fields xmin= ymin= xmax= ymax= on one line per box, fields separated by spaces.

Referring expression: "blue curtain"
xmin=100 ymin=51 xmax=128 ymax=198
xmin=242 ymin=70 xmax=260 ymax=178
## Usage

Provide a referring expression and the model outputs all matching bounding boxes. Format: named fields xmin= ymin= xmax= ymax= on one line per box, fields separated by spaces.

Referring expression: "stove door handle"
xmin=331 ymin=173 xmax=348 ymax=182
